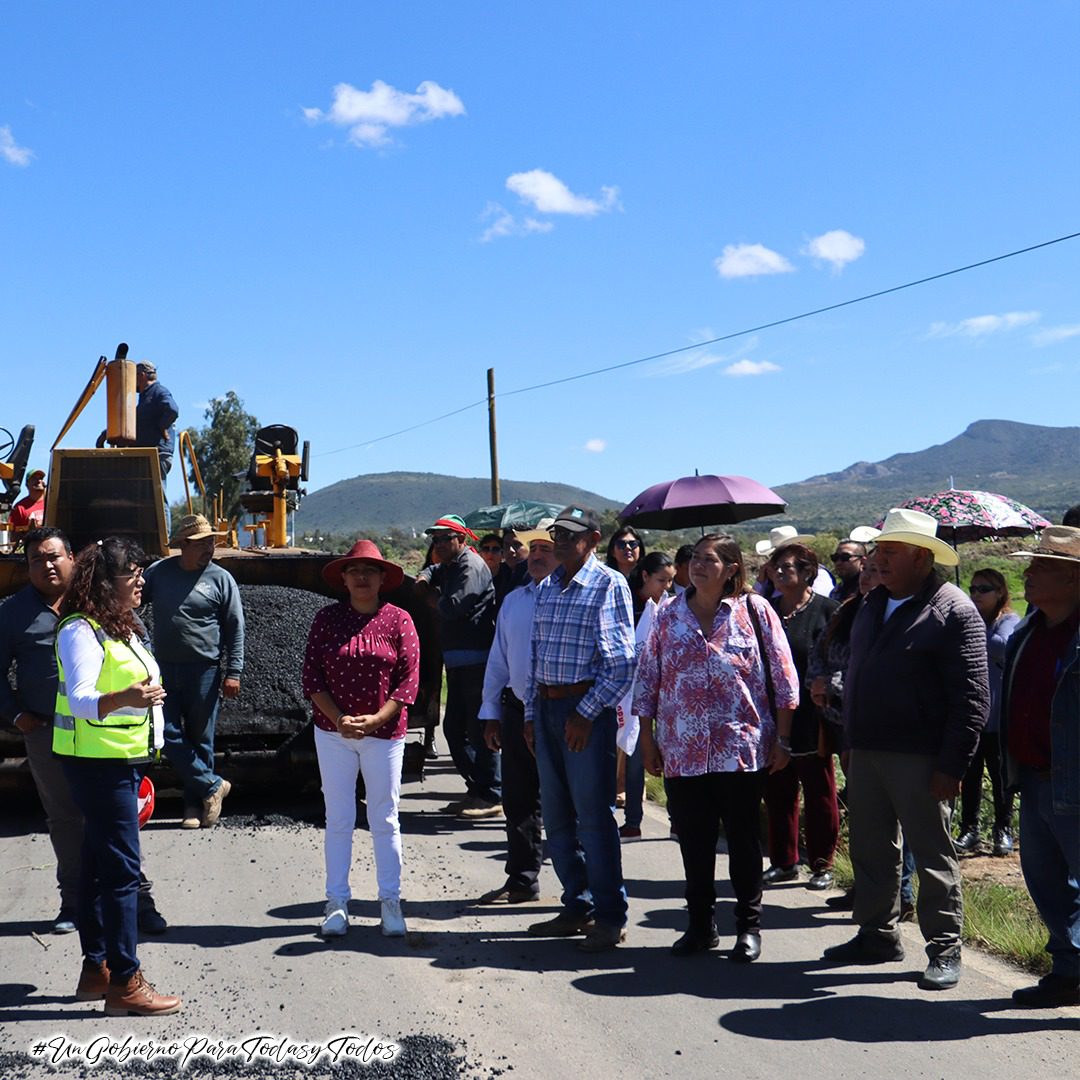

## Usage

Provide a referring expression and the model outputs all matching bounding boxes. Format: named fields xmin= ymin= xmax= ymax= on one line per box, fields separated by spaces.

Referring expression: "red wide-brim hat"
xmin=322 ymin=539 xmax=406 ymax=594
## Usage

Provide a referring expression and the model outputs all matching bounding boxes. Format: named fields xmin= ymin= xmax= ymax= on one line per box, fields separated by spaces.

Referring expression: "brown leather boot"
xmin=75 ymin=959 xmax=110 ymax=1001
xmin=104 ymin=970 xmax=182 ymax=1016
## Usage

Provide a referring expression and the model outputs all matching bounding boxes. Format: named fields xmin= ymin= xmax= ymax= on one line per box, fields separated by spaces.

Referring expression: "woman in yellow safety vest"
xmin=53 ymin=536 xmax=181 ymax=1017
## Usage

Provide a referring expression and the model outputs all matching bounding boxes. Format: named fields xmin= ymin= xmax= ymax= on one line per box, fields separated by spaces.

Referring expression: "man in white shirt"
xmin=480 ymin=531 xmax=558 ymax=903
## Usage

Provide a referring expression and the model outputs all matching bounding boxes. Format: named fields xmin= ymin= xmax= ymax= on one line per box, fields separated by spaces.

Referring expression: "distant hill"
xmin=296 ymin=471 xmax=622 ymax=535
xmin=767 ymin=420 xmax=1077 ymax=532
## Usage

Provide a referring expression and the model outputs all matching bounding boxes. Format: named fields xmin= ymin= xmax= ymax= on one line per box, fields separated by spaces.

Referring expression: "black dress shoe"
xmin=137 ymin=906 xmax=168 ymax=935
xmin=992 ymin=827 xmax=1014 ymax=857
xmin=671 ymin=928 xmax=720 ymax=956
xmin=954 ymin=828 xmax=981 ymax=854
xmin=1012 ymin=974 xmax=1080 ymax=1008
xmin=762 ymin=864 xmax=798 ymax=885
xmin=730 ymin=931 xmax=761 ymax=963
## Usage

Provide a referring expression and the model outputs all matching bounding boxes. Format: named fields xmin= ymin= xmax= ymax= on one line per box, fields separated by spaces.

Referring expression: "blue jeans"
xmin=901 ymin=836 xmax=916 ymax=905
xmin=160 ymin=660 xmax=224 ymax=803
xmin=1019 ymin=769 xmax=1080 ymax=978
xmin=534 ymin=697 xmax=627 ymax=927
xmin=61 ymin=759 xmax=142 ymax=981
xmin=444 ymin=663 xmax=501 ymax=804
xmin=624 ymin=737 xmax=645 ymax=829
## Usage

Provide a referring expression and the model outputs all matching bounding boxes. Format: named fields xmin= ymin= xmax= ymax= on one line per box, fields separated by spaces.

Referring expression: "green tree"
xmin=185 ymin=391 xmax=259 ymax=518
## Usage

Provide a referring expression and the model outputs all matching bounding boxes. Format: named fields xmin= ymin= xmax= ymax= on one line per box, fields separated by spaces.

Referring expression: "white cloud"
xmin=714 ymin=243 xmax=794 ymax=279
xmin=506 ymin=169 xmax=619 ymax=216
xmin=303 ymin=79 xmax=465 ymax=147
xmin=478 ymin=202 xmax=555 ymax=243
xmin=1031 ymin=323 xmax=1080 ymax=346
xmin=0 ymin=125 xmax=33 ymax=166
xmin=648 ymin=335 xmax=763 ymax=378
xmin=928 ymin=311 xmax=1041 ymax=338
xmin=804 ymin=229 xmax=865 ymax=271
xmin=723 ymin=360 xmax=782 ymax=378
xmin=584 ymin=438 xmax=607 ymax=453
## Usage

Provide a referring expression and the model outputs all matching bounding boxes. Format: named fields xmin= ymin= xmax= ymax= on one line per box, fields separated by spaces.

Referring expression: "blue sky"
xmin=3 ymin=2 xmax=1078 ymax=513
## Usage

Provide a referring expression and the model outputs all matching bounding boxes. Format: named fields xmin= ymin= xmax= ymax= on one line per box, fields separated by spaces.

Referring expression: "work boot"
xmin=577 ymin=922 xmax=626 ymax=952
xmin=201 ymin=779 xmax=232 ymax=828
xmin=104 ymin=970 xmax=182 ymax=1016
xmin=181 ymin=804 xmax=201 ymax=830
xmin=457 ymin=798 xmax=503 ymax=820
xmin=75 ymin=959 xmax=110 ymax=1002
xmin=137 ymin=898 xmax=168 ymax=936
xmin=528 ymin=910 xmax=595 ymax=937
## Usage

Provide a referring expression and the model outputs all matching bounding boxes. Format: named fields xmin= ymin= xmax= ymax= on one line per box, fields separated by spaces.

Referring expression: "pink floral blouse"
xmin=632 ymin=591 xmax=800 ymax=777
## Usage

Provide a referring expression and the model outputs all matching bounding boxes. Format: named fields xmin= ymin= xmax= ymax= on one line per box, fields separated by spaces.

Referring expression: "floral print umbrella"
xmin=883 ymin=490 xmax=1051 ymax=545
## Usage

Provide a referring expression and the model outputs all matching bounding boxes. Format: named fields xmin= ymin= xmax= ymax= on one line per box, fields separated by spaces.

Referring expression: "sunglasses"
xmin=430 ymin=533 xmax=457 ymax=543
xmin=831 ymin=552 xmax=860 ymax=563
xmin=480 ymin=545 xmax=502 ymax=554
xmin=614 ymin=539 xmax=640 ymax=550
xmin=969 ymin=584 xmax=998 ymax=595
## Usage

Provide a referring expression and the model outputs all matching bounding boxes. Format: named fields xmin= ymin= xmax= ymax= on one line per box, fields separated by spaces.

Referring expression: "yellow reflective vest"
xmin=53 ymin=615 xmax=154 ymax=762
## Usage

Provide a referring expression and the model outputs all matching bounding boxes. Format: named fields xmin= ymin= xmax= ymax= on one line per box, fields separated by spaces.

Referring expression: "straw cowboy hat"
xmin=171 ymin=513 xmax=225 ymax=544
xmin=514 ymin=529 xmax=554 ymax=548
xmin=322 ymin=539 xmax=405 ymax=593
xmin=875 ymin=508 xmax=959 ymax=566
xmin=848 ymin=525 xmax=881 ymax=544
xmin=1008 ymin=525 xmax=1080 ymax=564
xmin=755 ymin=525 xmax=816 ymax=557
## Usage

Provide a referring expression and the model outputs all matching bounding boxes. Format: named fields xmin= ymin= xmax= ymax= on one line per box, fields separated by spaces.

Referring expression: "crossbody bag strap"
xmin=745 ymin=593 xmax=777 ymax=721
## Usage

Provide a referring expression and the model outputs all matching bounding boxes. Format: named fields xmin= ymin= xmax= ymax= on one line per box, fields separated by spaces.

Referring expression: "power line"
xmin=317 ymin=229 xmax=1080 ymax=456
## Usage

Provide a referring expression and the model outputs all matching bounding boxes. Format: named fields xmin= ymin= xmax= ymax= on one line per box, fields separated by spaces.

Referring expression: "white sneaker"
xmin=380 ymin=897 xmax=406 ymax=937
xmin=319 ymin=899 xmax=349 ymax=937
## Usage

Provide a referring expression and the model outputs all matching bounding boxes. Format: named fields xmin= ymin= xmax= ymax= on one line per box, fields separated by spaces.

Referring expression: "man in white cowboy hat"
xmin=755 ymin=526 xmax=834 ymax=598
xmin=998 ymin=526 xmax=1080 ymax=1007
xmin=142 ymin=514 xmax=245 ymax=828
xmin=822 ymin=508 xmax=989 ymax=991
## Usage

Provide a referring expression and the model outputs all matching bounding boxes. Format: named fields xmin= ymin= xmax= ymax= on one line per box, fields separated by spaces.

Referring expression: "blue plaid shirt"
xmin=525 ymin=553 xmax=636 ymax=723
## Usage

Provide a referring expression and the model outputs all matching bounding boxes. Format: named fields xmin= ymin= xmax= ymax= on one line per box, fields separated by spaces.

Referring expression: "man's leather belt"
xmin=537 ymin=680 xmax=594 ymax=700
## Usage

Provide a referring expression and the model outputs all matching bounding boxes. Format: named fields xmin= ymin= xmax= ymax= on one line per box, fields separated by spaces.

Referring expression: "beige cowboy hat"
xmin=875 ymin=508 xmax=959 ymax=566
xmin=848 ymin=525 xmax=881 ymax=544
xmin=515 ymin=529 xmax=555 ymax=548
xmin=171 ymin=513 xmax=226 ymax=544
xmin=755 ymin=525 xmax=816 ymax=557
xmin=1008 ymin=525 xmax=1080 ymax=564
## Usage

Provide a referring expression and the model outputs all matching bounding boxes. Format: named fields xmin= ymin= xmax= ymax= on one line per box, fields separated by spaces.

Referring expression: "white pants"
xmin=314 ymin=726 xmax=404 ymax=902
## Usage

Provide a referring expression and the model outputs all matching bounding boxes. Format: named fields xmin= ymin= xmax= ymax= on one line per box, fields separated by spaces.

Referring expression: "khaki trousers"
xmin=848 ymin=748 xmax=963 ymax=959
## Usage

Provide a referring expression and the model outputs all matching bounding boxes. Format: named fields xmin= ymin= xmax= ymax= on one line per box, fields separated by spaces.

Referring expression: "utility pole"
xmin=487 ymin=367 xmax=500 ymax=504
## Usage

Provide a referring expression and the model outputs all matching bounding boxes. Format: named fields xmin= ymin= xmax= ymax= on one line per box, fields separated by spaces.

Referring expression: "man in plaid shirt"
xmin=524 ymin=506 xmax=636 ymax=952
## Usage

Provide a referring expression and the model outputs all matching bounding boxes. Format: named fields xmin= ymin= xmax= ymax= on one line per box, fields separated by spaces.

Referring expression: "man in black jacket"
xmin=823 ymin=509 xmax=989 ymax=991
xmin=415 ymin=514 xmax=501 ymax=819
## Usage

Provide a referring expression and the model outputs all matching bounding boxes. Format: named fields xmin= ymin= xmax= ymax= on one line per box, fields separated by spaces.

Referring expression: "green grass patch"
xmin=645 ymin=773 xmax=667 ymax=808
xmin=962 ymin=879 xmax=1050 ymax=974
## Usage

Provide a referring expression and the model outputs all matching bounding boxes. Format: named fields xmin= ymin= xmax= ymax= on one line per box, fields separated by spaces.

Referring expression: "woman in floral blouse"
xmin=635 ymin=534 xmax=799 ymax=962
xmin=302 ymin=540 xmax=420 ymax=940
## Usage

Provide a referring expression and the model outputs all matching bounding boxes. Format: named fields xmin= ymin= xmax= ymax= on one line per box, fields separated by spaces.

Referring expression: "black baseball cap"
xmin=551 ymin=505 xmax=603 ymax=533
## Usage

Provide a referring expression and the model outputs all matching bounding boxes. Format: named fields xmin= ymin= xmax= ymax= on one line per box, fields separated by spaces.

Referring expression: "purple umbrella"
xmin=619 ymin=474 xmax=786 ymax=531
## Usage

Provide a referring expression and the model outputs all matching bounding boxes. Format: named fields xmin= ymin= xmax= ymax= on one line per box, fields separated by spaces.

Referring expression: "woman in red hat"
xmin=301 ymin=540 xmax=420 ymax=939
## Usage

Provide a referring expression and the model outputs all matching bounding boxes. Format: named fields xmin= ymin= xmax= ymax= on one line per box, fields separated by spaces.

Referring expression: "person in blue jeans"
xmin=142 ymin=514 xmax=244 ymax=829
xmin=524 ymin=506 xmax=636 ymax=952
xmin=999 ymin=526 xmax=1080 ymax=1008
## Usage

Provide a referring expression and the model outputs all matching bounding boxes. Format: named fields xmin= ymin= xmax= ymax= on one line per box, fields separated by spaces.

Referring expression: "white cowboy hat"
xmin=875 ymin=508 xmax=959 ymax=566
xmin=1008 ymin=525 xmax=1080 ymax=564
xmin=848 ymin=525 xmax=881 ymax=544
xmin=755 ymin=525 xmax=815 ymax=557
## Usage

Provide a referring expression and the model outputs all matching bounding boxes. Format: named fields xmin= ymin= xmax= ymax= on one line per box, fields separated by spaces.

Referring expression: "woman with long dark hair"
xmin=956 ymin=568 xmax=1021 ymax=855
xmin=635 ymin=534 xmax=799 ymax=961
xmin=53 ymin=537 xmax=179 ymax=1016
xmin=763 ymin=543 xmax=839 ymax=890
xmin=605 ymin=525 xmax=645 ymax=579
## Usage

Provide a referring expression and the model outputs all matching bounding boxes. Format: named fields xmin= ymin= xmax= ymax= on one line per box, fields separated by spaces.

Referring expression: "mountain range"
xmin=295 ymin=420 xmax=1077 ymax=536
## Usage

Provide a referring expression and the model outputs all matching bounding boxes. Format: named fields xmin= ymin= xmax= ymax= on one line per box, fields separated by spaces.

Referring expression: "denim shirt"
xmin=1000 ymin=616 xmax=1080 ymax=813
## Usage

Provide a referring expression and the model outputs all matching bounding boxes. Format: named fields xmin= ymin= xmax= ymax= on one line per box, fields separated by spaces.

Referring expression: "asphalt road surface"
xmin=1 ymin=757 xmax=1076 ymax=1078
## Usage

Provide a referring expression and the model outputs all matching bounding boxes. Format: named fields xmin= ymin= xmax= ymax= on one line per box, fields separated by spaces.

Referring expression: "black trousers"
xmin=499 ymin=692 xmax=543 ymax=893
xmin=960 ymin=731 xmax=1014 ymax=831
xmin=665 ymin=769 xmax=767 ymax=933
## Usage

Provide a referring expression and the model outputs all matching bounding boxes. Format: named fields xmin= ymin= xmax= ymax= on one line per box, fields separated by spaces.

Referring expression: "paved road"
xmin=1 ymin=759 xmax=1076 ymax=1078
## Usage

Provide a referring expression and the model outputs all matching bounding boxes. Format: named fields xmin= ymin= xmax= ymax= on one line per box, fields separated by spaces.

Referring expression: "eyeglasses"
xmin=614 ymin=539 xmax=640 ymax=550
xmin=480 ymin=545 xmax=502 ymax=554
xmin=831 ymin=552 xmax=861 ymax=563
xmin=969 ymin=584 xmax=998 ymax=595
xmin=113 ymin=567 xmax=145 ymax=582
